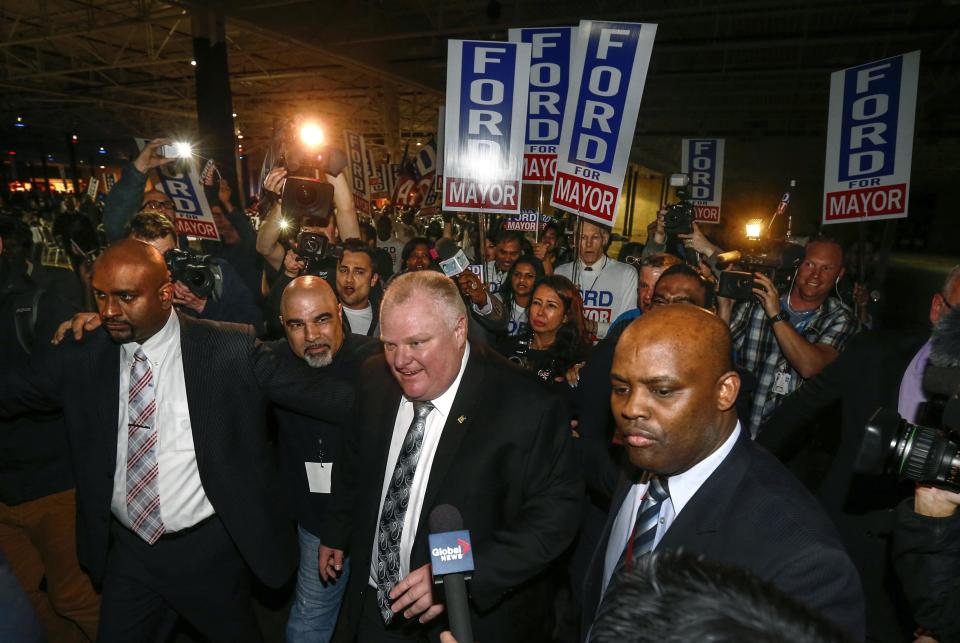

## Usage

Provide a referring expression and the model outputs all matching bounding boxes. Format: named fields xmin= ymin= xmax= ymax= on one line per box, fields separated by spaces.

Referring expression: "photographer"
xmin=893 ymin=485 xmax=960 ymax=643
xmin=127 ymin=211 xmax=263 ymax=332
xmin=720 ymin=235 xmax=861 ymax=438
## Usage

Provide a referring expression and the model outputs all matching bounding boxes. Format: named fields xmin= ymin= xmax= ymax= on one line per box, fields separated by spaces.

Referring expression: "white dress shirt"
xmin=601 ymin=422 xmax=742 ymax=595
xmin=368 ymin=344 xmax=471 ymax=588
xmin=112 ymin=309 xmax=215 ymax=533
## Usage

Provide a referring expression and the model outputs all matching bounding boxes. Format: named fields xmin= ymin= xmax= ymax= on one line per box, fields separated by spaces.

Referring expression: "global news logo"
xmin=432 ymin=538 xmax=472 ymax=562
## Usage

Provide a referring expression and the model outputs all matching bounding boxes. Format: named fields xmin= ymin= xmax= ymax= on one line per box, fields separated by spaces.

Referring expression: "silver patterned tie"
xmin=125 ymin=348 xmax=166 ymax=544
xmin=374 ymin=400 xmax=435 ymax=623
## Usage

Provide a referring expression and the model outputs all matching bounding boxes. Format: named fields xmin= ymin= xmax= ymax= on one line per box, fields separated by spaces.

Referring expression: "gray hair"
xmin=943 ymin=265 xmax=960 ymax=297
xmin=381 ymin=271 xmax=467 ymax=331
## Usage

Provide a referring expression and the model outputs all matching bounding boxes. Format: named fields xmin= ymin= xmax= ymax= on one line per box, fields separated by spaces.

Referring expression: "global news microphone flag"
xmin=550 ymin=21 xmax=657 ymax=228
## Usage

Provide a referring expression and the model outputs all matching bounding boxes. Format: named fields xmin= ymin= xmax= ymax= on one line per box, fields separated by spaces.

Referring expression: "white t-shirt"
xmin=343 ymin=304 xmax=374 ymax=336
xmin=377 ymin=236 xmax=405 ymax=275
xmin=507 ymin=300 xmax=528 ymax=337
xmin=484 ymin=260 xmax=508 ymax=295
xmin=555 ymin=256 xmax=638 ymax=339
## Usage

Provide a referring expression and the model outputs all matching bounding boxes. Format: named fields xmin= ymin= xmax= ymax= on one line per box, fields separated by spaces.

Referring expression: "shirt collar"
xmin=666 ymin=421 xmax=741 ymax=516
xmin=580 ymin=256 xmax=607 ymax=271
xmin=121 ymin=308 xmax=179 ymax=368
xmin=400 ymin=343 xmax=471 ymax=422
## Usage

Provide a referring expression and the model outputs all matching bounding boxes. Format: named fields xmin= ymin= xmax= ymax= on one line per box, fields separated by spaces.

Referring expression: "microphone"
xmin=428 ymin=504 xmax=475 ymax=643
xmin=924 ymin=304 xmax=960 ymax=397
xmin=434 ymin=237 xmax=470 ymax=278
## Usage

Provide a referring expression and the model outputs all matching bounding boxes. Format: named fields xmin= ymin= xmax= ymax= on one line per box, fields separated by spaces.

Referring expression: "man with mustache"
xmin=718 ymin=236 xmax=861 ymax=438
xmin=270 ymin=275 xmax=381 ymax=642
xmin=582 ymin=306 xmax=864 ymax=641
xmin=0 ymin=239 xmax=355 ymax=642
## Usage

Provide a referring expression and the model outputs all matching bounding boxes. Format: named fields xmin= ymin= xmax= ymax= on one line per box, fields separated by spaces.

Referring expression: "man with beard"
xmin=719 ymin=236 xmax=861 ymax=438
xmin=0 ymin=239 xmax=354 ymax=642
xmin=271 ymin=276 xmax=380 ymax=641
xmin=335 ymin=241 xmax=381 ymax=337
xmin=582 ymin=306 xmax=864 ymax=641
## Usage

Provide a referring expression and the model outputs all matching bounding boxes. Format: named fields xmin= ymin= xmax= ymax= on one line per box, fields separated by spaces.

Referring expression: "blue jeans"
xmin=286 ymin=525 xmax=351 ymax=643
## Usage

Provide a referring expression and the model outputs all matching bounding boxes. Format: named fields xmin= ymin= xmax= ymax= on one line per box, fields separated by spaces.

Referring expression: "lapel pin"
xmin=457 ymin=415 xmax=466 ymax=424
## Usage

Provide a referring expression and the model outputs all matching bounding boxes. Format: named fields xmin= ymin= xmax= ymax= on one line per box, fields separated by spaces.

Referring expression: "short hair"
xmin=401 ymin=236 xmax=433 ymax=263
xmin=339 ymin=238 xmax=376 ymax=267
xmin=359 ymin=221 xmax=377 ymax=242
xmin=590 ymin=551 xmax=852 ymax=643
xmin=127 ymin=211 xmax=176 ymax=242
xmin=640 ymin=253 xmax=683 ymax=270
xmin=375 ymin=215 xmax=393 ymax=240
xmin=382 ymin=270 xmax=466 ymax=331
xmin=806 ymin=234 xmax=845 ymax=261
xmin=497 ymin=231 xmax=524 ymax=247
xmin=942 ymin=265 xmax=960 ymax=297
xmin=656 ymin=263 xmax=717 ymax=310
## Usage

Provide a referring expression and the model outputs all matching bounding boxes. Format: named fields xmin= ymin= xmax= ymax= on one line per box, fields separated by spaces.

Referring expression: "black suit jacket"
xmin=0 ymin=313 xmax=355 ymax=588
xmin=582 ymin=432 xmax=866 ymax=641
xmin=759 ymin=330 xmax=927 ymax=515
xmin=324 ymin=342 xmax=584 ymax=642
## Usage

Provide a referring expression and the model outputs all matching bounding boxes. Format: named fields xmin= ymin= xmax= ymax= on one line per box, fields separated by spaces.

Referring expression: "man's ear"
xmin=716 ymin=371 xmax=741 ymax=412
xmin=159 ymin=282 xmax=174 ymax=308
xmin=371 ymin=271 xmax=380 ymax=287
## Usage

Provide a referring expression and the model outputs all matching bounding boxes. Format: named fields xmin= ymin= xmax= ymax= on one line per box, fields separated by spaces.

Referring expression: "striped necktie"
xmin=125 ymin=348 xmax=165 ymax=544
xmin=374 ymin=400 xmax=435 ymax=623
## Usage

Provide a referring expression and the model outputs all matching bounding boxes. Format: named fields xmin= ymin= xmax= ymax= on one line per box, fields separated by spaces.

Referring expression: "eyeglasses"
xmin=142 ymin=200 xmax=175 ymax=211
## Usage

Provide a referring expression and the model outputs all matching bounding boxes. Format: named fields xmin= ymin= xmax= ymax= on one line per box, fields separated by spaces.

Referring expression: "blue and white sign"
xmin=136 ymin=138 xmax=220 ymax=241
xmin=443 ymin=40 xmax=531 ymax=215
xmin=681 ymin=138 xmax=724 ymax=223
xmin=509 ymin=26 xmax=576 ymax=185
xmin=823 ymin=51 xmax=919 ymax=224
xmin=429 ymin=529 xmax=475 ymax=579
xmin=551 ymin=21 xmax=657 ymax=227
xmin=344 ymin=130 xmax=371 ymax=217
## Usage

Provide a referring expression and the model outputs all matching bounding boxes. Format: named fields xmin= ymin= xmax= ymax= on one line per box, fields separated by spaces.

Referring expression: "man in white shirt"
xmin=582 ymin=305 xmax=865 ymax=641
xmin=484 ymin=231 xmax=523 ymax=294
xmin=375 ymin=215 xmax=406 ymax=275
xmin=320 ymin=271 xmax=581 ymax=643
xmin=336 ymin=240 xmax=381 ymax=336
xmin=555 ymin=220 xmax=638 ymax=339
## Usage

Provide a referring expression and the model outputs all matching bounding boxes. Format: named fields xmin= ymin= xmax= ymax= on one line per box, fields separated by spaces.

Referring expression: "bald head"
xmin=610 ymin=305 xmax=739 ymax=476
xmin=280 ymin=276 xmax=344 ymax=367
xmin=91 ymin=239 xmax=173 ymax=344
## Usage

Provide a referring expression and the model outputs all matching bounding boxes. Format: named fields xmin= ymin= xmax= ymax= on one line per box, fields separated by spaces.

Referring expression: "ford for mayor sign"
xmin=822 ymin=51 xmax=919 ymax=224
xmin=508 ymin=26 xmax=576 ymax=185
xmin=443 ymin=40 xmax=531 ymax=215
xmin=681 ymin=138 xmax=724 ymax=223
xmin=550 ymin=21 xmax=656 ymax=227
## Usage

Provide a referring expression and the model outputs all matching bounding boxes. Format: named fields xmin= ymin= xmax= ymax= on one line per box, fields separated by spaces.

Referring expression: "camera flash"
xmin=174 ymin=142 xmax=193 ymax=159
xmin=300 ymin=123 xmax=324 ymax=147
xmin=745 ymin=220 xmax=763 ymax=240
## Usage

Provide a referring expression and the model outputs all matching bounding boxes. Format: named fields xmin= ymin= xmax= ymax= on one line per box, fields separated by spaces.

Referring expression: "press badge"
xmin=772 ymin=371 xmax=792 ymax=396
xmin=304 ymin=462 xmax=332 ymax=494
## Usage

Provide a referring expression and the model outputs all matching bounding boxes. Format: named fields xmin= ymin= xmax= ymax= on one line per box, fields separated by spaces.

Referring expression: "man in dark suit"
xmin=582 ymin=306 xmax=864 ymax=641
xmin=758 ymin=267 xmax=960 ymax=640
xmin=319 ymin=270 xmax=583 ymax=642
xmin=0 ymin=240 xmax=354 ymax=642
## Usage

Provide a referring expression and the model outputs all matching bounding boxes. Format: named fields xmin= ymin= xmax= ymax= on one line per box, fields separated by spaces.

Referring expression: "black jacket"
xmin=0 ymin=313 xmax=355 ymax=588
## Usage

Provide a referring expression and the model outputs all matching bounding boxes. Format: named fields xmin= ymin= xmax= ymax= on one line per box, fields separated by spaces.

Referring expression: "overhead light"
xmin=232 ymin=112 xmax=237 ymax=118
xmin=99 ymin=165 xmax=105 ymax=169
xmin=237 ymin=134 xmax=244 ymax=140
xmin=71 ymin=134 xmax=79 ymax=143
xmin=98 ymin=146 xmax=107 ymax=154
xmin=416 ymin=141 xmax=422 ymax=146
xmin=190 ymin=59 xmax=197 ymax=66
xmin=15 ymin=116 xmax=24 ymax=128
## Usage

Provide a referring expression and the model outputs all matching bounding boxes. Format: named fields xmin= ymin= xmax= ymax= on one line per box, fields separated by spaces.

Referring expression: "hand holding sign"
xmin=134 ymin=138 xmax=178 ymax=174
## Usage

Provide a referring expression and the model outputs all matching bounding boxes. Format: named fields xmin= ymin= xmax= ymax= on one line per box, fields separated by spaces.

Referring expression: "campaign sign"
xmin=504 ymin=208 xmax=551 ymax=232
xmin=136 ymin=138 xmax=220 ymax=241
xmin=104 ymin=173 xmax=116 ymax=192
xmin=436 ymin=107 xmax=445 ymax=192
xmin=509 ymin=27 xmax=576 ymax=185
xmin=681 ymin=138 xmax=724 ymax=223
xmin=551 ymin=21 xmax=657 ymax=227
xmin=343 ymin=130 xmax=371 ymax=216
xmin=86 ymin=177 xmax=99 ymax=198
xmin=429 ymin=530 xmax=475 ymax=580
xmin=822 ymin=51 xmax=919 ymax=224
xmin=443 ymin=40 xmax=531 ymax=215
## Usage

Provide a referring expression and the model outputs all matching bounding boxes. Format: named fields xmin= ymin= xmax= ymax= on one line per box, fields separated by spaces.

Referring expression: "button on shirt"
xmin=601 ymin=422 xmax=742 ymax=595
xmin=112 ymin=310 xmax=214 ymax=532
xmin=368 ymin=344 xmax=470 ymax=588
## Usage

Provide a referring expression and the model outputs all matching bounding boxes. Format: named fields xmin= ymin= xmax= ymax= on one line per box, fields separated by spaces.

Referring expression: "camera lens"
xmin=296 ymin=184 xmax=317 ymax=206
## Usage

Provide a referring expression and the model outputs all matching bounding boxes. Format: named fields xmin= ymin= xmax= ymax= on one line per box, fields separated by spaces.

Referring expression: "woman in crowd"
xmin=497 ymin=255 xmax=545 ymax=337
xmin=399 ymin=236 xmax=435 ymax=273
xmin=497 ymin=275 xmax=591 ymax=409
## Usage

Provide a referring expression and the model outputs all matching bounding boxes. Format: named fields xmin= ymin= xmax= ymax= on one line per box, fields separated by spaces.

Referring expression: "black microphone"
xmin=924 ymin=304 xmax=960 ymax=397
xmin=434 ymin=237 xmax=470 ymax=278
xmin=428 ymin=504 xmax=474 ymax=643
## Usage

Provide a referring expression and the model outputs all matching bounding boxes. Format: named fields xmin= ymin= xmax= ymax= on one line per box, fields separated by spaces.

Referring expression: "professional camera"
xmin=164 ymin=248 xmax=223 ymax=300
xmin=854 ymin=305 xmax=960 ymax=492
xmin=663 ymin=173 xmax=695 ymax=236
xmin=716 ymin=241 xmax=805 ymax=300
xmin=293 ymin=229 xmax=343 ymax=277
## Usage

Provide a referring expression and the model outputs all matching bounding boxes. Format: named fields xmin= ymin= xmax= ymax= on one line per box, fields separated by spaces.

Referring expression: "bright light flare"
xmin=278 ymin=218 xmax=290 ymax=230
xmin=745 ymin=219 xmax=763 ymax=240
xmin=300 ymin=123 xmax=324 ymax=147
xmin=173 ymin=142 xmax=193 ymax=159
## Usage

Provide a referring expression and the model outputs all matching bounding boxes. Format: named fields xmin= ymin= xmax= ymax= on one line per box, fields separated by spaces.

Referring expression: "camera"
xmin=855 ymin=405 xmax=960 ymax=493
xmin=718 ymin=271 xmax=759 ymax=300
xmin=663 ymin=174 xmax=695 ymax=236
xmin=292 ymin=229 xmax=343 ymax=277
xmin=157 ymin=142 xmax=192 ymax=159
xmin=164 ymin=248 xmax=223 ymax=300
xmin=717 ymin=241 xmax=805 ymax=300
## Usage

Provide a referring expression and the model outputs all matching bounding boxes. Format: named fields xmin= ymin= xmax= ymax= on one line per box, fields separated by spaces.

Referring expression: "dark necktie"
xmin=374 ymin=400 xmax=435 ymax=623
xmin=126 ymin=348 xmax=165 ymax=544
xmin=591 ymin=476 xmax=670 ymax=634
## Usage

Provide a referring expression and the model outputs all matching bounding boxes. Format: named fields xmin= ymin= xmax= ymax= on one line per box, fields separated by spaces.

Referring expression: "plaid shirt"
xmin=731 ymin=296 xmax=861 ymax=437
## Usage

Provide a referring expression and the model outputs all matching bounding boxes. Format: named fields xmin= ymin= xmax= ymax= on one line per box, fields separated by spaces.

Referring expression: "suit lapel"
xmin=178 ymin=315 xmax=209 ymax=471
xmin=92 ymin=336 xmax=121 ymax=472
